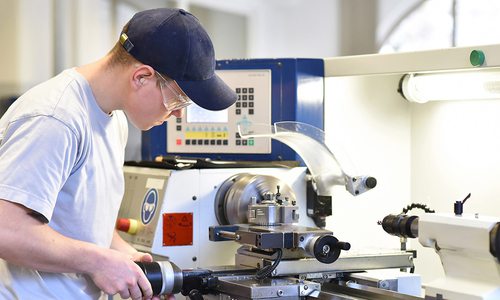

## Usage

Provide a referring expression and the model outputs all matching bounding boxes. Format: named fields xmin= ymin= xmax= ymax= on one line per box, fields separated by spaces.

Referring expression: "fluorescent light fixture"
xmin=400 ymin=69 xmax=500 ymax=103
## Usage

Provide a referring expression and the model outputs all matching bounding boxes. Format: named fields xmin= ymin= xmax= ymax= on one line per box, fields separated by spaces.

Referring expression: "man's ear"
xmin=132 ymin=65 xmax=155 ymax=88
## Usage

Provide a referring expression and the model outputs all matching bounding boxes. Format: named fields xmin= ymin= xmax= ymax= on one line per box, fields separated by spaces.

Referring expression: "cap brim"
xmin=177 ymin=74 xmax=237 ymax=111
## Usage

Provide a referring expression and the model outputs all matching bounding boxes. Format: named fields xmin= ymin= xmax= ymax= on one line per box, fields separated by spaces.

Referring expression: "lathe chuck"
xmin=214 ymin=173 xmax=296 ymax=225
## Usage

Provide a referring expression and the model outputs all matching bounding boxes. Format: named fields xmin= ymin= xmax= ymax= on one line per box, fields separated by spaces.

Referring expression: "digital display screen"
xmin=186 ymin=104 xmax=228 ymax=123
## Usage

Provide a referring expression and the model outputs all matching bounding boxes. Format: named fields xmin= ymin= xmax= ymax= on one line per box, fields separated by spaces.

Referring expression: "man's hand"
xmin=0 ymin=200 xmax=155 ymax=300
xmin=132 ymin=251 xmax=153 ymax=263
xmin=89 ymin=248 xmax=153 ymax=300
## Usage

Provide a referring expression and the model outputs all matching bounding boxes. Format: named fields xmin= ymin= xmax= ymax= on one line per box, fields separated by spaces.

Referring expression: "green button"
xmin=248 ymin=139 xmax=254 ymax=146
xmin=470 ymin=50 xmax=485 ymax=67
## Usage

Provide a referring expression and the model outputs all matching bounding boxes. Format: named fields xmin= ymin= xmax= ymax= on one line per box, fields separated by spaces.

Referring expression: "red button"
xmin=116 ymin=218 xmax=139 ymax=235
xmin=176 ymin=139 xmax=182 ymax=145
xmin=116 ymin=218 xmax=131 ymax=232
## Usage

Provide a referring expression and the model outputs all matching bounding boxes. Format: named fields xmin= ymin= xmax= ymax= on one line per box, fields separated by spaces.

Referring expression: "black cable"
xmin=402 ymin=203 xmax=435 ymax=214
xmin=255 ymin=249 xmax=283 ymax=280
xmin=400 ymin=204 xmax=433 ymax=275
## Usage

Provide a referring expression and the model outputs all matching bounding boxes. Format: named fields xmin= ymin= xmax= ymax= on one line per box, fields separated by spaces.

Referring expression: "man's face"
xmin=125 ymin=73 xmax=189 ymax=131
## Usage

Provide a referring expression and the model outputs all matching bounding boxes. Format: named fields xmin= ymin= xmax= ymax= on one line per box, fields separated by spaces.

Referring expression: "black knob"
xmin=337 ymin=241 xmax=351 ymax=251
xmin=365 ymin=177 xmax=377 ymax=189
xmin=313 ymin=235 xmax=350 ymax=264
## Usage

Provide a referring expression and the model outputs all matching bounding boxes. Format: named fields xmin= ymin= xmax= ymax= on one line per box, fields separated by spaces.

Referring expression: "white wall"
xmin=324 ymin=74 xmax=412 ymax=251
xmin=376 ymin=0 xmax=420 ymax=50
xmin=0 ymin=0 xmax=54 ymax=95
xmin=410 ymin=99 xmax=500 ymax=283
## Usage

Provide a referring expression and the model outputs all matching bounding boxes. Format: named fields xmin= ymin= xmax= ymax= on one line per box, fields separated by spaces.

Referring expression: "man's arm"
xmin=111 ymin=229 xmax=154 ymax=262
xmin=0 ymin=199 xmax=153 ymax=300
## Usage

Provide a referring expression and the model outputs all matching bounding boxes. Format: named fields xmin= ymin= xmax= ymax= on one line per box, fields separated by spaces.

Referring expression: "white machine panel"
xmin=166 ymin=69 xmax=272 ymax=154
xmin=118 ymin=166 xmax=312 ymax=269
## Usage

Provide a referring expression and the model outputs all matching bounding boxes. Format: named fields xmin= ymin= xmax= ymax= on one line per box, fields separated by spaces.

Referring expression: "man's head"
xmin=118 ymin=8 xmax=237 ymax=111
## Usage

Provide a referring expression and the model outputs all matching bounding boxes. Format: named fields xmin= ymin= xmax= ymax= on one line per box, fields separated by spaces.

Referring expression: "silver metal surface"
xmin=216 ymin=276 xmax=321 ymax=299
xmin=236 ymin=251 xmax=414 ymax=277
xmin=346 ymin=273 xmax=398 ymax=291
xmin=319 ymin=281 xmax=422 ymax=300
xmin=214 ymin=173 xmax=296 ymax=225
xmin=247 ymin=202 xmax=299 ymax=225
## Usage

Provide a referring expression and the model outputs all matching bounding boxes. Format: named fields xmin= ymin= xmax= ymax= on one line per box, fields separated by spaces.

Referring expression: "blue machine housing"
xmin=141 ymin=58 xmax=324 ymax=161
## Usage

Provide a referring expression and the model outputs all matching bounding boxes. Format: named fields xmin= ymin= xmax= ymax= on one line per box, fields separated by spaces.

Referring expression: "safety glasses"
xmin=155 ymin=71 xmax=192 ymax=111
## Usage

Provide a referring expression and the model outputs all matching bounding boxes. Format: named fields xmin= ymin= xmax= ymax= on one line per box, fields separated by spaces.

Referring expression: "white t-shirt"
xmin=0 ymin=68 xmax=128 ymax=299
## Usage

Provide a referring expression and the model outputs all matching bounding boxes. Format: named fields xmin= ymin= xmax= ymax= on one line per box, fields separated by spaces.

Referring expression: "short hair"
xmin=106 ymin=22 xmax=139 ymax=69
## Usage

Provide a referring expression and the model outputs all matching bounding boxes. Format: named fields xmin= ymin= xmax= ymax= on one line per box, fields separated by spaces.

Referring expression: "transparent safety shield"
xmin=238 ymin=122 xmax=375 ymax=197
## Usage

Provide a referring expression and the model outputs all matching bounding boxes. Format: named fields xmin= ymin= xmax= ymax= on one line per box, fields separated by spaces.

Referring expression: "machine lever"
xmin=454 ymin=193 xmax=471 ymax=216
xmin=337 ymin=241 xmax=351 ymax=251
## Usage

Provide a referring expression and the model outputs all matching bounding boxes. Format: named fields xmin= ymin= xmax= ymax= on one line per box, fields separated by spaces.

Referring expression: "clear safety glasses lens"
xmin=156 ymin=72 xmax=192 ymax=111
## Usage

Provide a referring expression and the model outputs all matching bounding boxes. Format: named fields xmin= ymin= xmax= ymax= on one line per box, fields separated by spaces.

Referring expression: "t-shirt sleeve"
xmin=0 ymin=115 xmax=80 ymax=221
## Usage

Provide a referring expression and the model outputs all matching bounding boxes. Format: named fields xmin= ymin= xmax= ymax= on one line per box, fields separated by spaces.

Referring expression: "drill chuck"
xmin=381 ymin=214 xmax=419 ymax=239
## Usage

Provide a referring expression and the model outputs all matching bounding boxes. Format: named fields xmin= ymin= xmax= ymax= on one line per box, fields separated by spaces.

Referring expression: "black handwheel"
xmin=313 ymin=235 xmax=350 ymax=264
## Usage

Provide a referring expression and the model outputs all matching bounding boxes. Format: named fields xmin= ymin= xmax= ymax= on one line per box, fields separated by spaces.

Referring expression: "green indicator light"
xmin=470 ymin=50 xmax=485 ymax=67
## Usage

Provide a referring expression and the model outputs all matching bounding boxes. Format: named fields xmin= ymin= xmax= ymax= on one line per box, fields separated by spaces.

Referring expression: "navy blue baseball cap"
xmin=120 ymin=8 xmax=237 ymax=111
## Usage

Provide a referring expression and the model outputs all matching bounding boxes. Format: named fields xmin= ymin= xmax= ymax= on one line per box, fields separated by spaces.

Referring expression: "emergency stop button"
xmin=116 ymin=218 xmax=140 ymax=235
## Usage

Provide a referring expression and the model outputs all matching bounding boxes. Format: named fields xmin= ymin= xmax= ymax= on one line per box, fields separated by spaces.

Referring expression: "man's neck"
xmin=75 ymin=57 xmax=128 ymax=115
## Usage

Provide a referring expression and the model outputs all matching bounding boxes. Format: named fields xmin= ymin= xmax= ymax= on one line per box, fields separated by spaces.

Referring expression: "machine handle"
xmin=312 ymin=235 xmax=350 ymax=264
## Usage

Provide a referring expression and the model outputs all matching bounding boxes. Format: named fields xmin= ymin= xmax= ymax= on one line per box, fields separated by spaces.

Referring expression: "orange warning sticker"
xmin=162 ymin=213 xmax=193 ymax=246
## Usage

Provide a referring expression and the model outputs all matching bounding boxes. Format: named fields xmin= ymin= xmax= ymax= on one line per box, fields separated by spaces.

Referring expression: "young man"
xmin=0 ymin=8 xmax=236 ymax=300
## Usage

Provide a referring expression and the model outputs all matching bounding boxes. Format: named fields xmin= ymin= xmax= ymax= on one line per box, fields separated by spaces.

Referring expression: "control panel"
xmin=166 ymin=69 xmax=272 ymax=154
xmin=141 ymin=58 xmax=324 ymax=161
